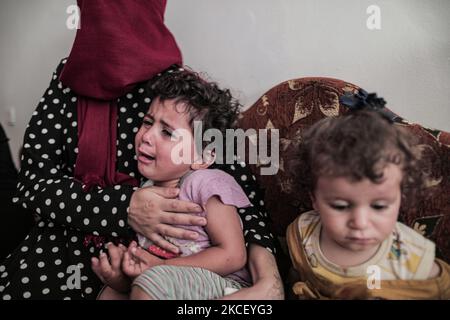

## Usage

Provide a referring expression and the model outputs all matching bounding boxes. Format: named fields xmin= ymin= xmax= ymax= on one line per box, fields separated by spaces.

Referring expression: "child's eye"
xmin=371 ymin=204 xmax=387 ymax=211
xmin=330 ymin=204 xmax=349 ymax=211
xmin=143 ymin=118 xmax=153 ymax=127
xmin=162 ymin=129 xmax=173 ymax=137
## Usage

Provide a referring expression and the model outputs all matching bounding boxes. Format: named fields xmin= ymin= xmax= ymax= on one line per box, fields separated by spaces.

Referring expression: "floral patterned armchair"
xmin=238 ymin=77 xmax=450 ymax=278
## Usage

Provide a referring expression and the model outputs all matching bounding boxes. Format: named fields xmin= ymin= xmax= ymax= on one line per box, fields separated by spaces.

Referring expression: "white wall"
xmin=0 ymin=0 xmax=75 ymax=167
xmin=1 ymin=0 xmax=449 ymax=168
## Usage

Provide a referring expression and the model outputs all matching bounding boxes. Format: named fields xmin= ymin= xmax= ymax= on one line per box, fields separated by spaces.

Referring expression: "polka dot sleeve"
xmin=14 ymin=60 xmax=136 ymax=238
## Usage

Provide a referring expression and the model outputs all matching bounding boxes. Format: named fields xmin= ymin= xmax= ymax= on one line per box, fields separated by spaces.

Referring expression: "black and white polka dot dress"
xmin=0 ymin=59 xmax=275 ymax=300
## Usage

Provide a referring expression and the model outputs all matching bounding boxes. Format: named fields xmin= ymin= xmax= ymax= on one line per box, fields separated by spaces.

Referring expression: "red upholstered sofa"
xmin=238 ymin=77 xmax=450 ymax=281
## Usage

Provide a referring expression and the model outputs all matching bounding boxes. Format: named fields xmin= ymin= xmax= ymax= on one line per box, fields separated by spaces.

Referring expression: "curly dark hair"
xmin=146 ymin=66 xmax=241 ymax=148
xmin=294 ymin=110 xmax=426 ymax=205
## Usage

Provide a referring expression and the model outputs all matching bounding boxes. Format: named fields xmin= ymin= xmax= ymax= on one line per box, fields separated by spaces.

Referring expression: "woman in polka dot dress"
xmin=0 ymin=1 xmax=282 ymax=300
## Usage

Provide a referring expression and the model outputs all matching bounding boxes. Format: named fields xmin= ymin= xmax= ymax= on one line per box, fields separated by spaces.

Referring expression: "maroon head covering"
xmin=60 ymin=0 xmax=182 ymax=191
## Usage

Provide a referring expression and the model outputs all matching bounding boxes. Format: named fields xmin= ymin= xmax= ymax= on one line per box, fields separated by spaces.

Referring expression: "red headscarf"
xmin=60 ymin=0 xmax=182 ymax=191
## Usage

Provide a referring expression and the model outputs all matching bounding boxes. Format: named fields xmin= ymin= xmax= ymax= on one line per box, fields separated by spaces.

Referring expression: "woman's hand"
xmin=91 ymin=242 xmax=131 ymax=293
xmin=122 ymin=241 xmax=164 ymax=278
xmin=220 ymin=244 xmax=284 ymax=300
xmin=128 ymin=186 xmax=206 ymax=254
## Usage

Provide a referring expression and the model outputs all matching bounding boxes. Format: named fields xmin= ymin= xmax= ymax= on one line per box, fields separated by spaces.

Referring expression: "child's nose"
xmin=142 ymin=127 xmax=155 ymax=146
xmin=348 ymin=209 xmax=369 ymax=230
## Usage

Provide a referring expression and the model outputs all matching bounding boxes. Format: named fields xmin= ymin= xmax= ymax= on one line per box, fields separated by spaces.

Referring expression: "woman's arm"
xmin=221 ymin=244 xmax=284 ymax=300
xmin=15 ymin=60 xmax=135 ymax=238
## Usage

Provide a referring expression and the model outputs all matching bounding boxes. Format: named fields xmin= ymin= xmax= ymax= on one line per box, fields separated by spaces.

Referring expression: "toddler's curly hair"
xmin=295 ymin=110 xmax=426 ymax=204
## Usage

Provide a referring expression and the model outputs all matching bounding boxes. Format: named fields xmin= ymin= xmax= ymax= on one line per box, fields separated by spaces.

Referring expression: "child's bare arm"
xmin=429 ymin=261 xmax=441 ymax=278
xmin=161 ymin=196 xmax=247 ymax=275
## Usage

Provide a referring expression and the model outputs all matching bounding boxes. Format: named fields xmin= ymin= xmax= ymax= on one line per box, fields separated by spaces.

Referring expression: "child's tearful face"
xmin=312 ymin=164 xmax=403 ymax=264
xmin=135 ymin=97 xmax=196 ymax=187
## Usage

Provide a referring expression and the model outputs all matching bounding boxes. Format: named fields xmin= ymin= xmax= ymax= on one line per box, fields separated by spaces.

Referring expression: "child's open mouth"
xmin=138 ymin=149 xmax=156 ymax=163
xmin=142 ymin=154 xmax=155 ymax=160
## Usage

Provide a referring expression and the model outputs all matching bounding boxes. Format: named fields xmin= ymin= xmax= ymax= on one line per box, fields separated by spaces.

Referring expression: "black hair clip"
xmin=340 ymin=89 xmax=397 ymax=122
xmin=340 ymin=88 xmax=386 ymax=110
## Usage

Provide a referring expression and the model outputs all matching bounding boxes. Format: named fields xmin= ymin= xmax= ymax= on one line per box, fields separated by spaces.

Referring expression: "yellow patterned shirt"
xmin=297 ymin=210 xmax=435 ymax=280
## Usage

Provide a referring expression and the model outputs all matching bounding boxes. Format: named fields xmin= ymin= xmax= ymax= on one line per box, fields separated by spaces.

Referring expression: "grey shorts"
xmin=132 ymin=265 xmax=247 ymax=300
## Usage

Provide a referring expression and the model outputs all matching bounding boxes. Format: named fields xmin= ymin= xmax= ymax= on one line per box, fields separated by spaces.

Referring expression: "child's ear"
xmin=191 ymin=149 xmax=216 ymax=171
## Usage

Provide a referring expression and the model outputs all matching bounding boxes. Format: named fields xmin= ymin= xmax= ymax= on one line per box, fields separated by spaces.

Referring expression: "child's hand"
xmin=91 ymin=242 xmax=131 ymax=293
xmin=122 ymin=241 xmax=164 ymax=278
